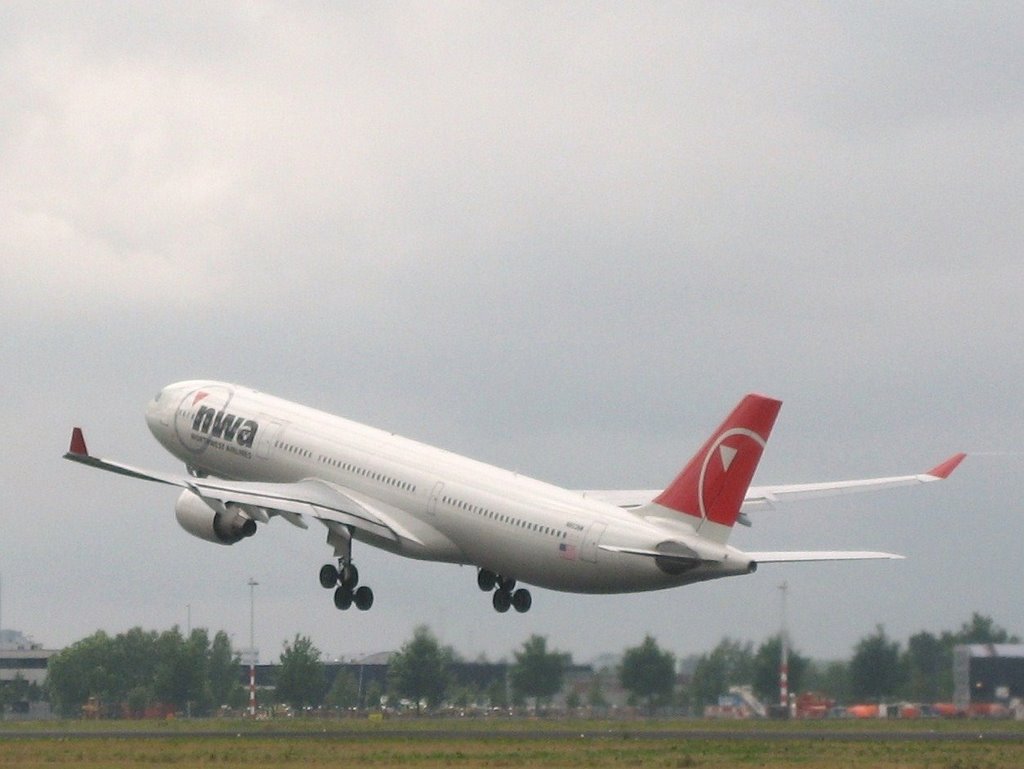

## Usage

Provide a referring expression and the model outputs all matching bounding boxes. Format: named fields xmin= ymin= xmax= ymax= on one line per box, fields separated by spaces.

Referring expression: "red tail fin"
xmin=653 ymin=394 xmax=782 ymax=538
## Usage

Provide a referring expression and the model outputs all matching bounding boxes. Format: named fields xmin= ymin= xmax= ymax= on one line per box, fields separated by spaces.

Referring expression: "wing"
xmin=63 ymin=428 xmax=423 ymax=545
xmin=581 ymin=453 xmax=966 ymax=524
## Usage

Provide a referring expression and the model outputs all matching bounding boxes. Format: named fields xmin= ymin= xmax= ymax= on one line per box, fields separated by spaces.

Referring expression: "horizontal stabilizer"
xmin=599 ymin=543 xmax=714 ymax=567
xmin=748 ymin=550 xmax=904 ymax=563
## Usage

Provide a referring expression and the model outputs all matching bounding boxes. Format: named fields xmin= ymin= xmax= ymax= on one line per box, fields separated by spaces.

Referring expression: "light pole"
xmin=248 ymin=578 xmax=258 ymax=717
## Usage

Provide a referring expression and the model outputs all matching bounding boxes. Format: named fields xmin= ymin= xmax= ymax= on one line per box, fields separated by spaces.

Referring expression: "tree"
xmin=802 ymin=659 xmax=851 ymax=704
xmin=46 ymin=631 xmax=122 ymax=716
xmin=687 ymin=638 xmax=754 ymax=711
xmin=47 ymin=626 xmax=227 ymax=716
xmin=152 ymin=627 xmax=211 ymax=715
xmin=902 ymin=630 xmax=948 ymax=702
xmin=949 ymin=613 xmax=1020 ymax=645
xmin=0 ymin=674 xmax=35 ymax=716
xmin=509 ymin=635 xmax=571 ymax=711
xmin=486 ymin=677 xmax=508 ymax=709
xmin=325 ymin=669 xmax=360 ymax=710
xmin=587 ymin=675 xmax=608 ymax=711
xmin=752 ymin=636 xmax=808 ymax=704
xmin=387 ymin=626 xmax=455 ymax=712
xmin=850 ymin=625 xmax=904 ymax=701
xmin=208 ymin=631 xmax=241 ymax=709
xmin=276 ymin=634 xmax=326 ymax=709
xmin=619 ymin=635 xmax=676 ymax=713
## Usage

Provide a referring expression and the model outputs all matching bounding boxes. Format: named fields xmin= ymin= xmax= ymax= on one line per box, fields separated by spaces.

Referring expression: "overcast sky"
xmin=2 ymin=3 xmax=1021 ymax=667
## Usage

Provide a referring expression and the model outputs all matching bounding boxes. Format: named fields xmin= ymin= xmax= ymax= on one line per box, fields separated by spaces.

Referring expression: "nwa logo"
xmin=176 ymin=387 xmax=259 ymax=456
xmin=192 ymin=404 xmax=259 ymax=447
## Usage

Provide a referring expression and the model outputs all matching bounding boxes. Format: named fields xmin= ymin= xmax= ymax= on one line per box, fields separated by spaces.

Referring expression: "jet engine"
xmin=174 ymin=490 xmax=257 ymax=545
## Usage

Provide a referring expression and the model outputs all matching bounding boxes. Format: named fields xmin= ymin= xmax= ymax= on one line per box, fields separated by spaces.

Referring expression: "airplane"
xmin=64 ymin=380 xmax=965 ymax=614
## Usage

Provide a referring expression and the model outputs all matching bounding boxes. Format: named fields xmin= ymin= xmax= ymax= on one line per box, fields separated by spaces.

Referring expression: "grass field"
xmin=2 ymin=719 xmax=1022 ymax=768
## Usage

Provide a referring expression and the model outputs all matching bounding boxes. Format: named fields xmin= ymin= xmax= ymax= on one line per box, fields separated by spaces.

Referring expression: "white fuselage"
xmin=144 ymin=381 xmax=753 ymax=594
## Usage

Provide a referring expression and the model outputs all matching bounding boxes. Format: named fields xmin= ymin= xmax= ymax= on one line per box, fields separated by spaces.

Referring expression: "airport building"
xmin=0 ymin=630 xmax=57 ymax=687
xmin=954 ymin=644 xmax=1024 ymax=711
xmin=1 ymin=630 xmax=57 ymax=719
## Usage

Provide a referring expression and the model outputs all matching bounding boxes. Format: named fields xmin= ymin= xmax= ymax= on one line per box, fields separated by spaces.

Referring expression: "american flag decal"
xmin=559 ymin=542 xmax=578 ymax=561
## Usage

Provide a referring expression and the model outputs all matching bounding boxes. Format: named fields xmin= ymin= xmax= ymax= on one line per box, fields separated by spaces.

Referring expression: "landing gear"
xmin=321 ymin=524 xmax=373 ymax=611
xmin=478 ymin=568 xmax=531 ymax=613
xmin=320 ymin=560 xmax=373 ymax=611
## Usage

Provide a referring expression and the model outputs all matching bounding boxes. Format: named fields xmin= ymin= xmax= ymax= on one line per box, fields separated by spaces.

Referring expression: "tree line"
xmin=687 ymin=613 xmax=1020 ymax=710
xmin=35 ymin=612 xmax=1019 ymax=717
xmin=45 ymin=627 xmax=239 ymax=717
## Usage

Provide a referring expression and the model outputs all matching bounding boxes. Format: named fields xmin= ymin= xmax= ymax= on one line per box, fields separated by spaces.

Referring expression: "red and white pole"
xmin=249 ymin=663 xmax=256 ymax=717
xmin=248 ymin=578 xmax=258 ymax=717
xmin=779 ymin=581 xmax=789 ymax=713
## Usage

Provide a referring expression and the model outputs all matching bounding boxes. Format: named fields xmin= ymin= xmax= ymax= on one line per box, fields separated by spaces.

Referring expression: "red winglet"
xmin=926 ymin=452 xmax=966 ymax=479
xmin=68 ymin=427 xmax=89 ymax=457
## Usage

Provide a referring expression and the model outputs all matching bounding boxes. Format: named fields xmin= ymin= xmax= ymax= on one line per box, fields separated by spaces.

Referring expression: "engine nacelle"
xmin=174 ymin=490 xmax=257 ymax=545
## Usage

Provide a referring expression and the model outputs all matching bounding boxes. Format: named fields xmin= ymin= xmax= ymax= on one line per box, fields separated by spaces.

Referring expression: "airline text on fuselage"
xmin=191 ymin=406 xmax=259 ymax=448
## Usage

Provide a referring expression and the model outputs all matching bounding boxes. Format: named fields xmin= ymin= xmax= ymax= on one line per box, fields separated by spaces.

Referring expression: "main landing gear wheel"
xmin=477 ymin=569 xmax=497 ymax=592
xmin=340 ymin=563 xmax=359 ymax=589
xmin=492 ymin=589 xmax=511 ymax=613
xmin=479 ymin=569 xmax=532 ymax=613
xmin=354 ymin=585 xmax=374 ymax=611
xmin=322 ymin=562 xmax=373 ymax=611
xmin=319 ymin=564 xmax=339 ymax=589
xmin=511 ymin=588 xmax=532 ymax=613
xmin=333 ymin=585 xmax=353 ymax=610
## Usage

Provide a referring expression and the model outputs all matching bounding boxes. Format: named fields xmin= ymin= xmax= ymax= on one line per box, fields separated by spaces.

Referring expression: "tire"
xmin=477 ymin=569 xmax=497 ymax=591
xmin=333 ymin=586 xmax=353 ymax=610
xmin=492 ymin=589 xmax=512 ymax=613
xmin=512 ymin=588 xmax=532 ymax=613
xmin=319 ymin=564 xmax=339 ymax=589
xmin=354 ymin=585 xmax=374 ymax=611
xmin=341 ymin=563 xmax=359 ymax=589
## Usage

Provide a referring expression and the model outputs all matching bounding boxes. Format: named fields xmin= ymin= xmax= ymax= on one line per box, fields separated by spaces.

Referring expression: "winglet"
xmin=67 ymin=427 xmax=89 ymax=458
xmin=926 ymin=452 xmax=966 ymax=479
